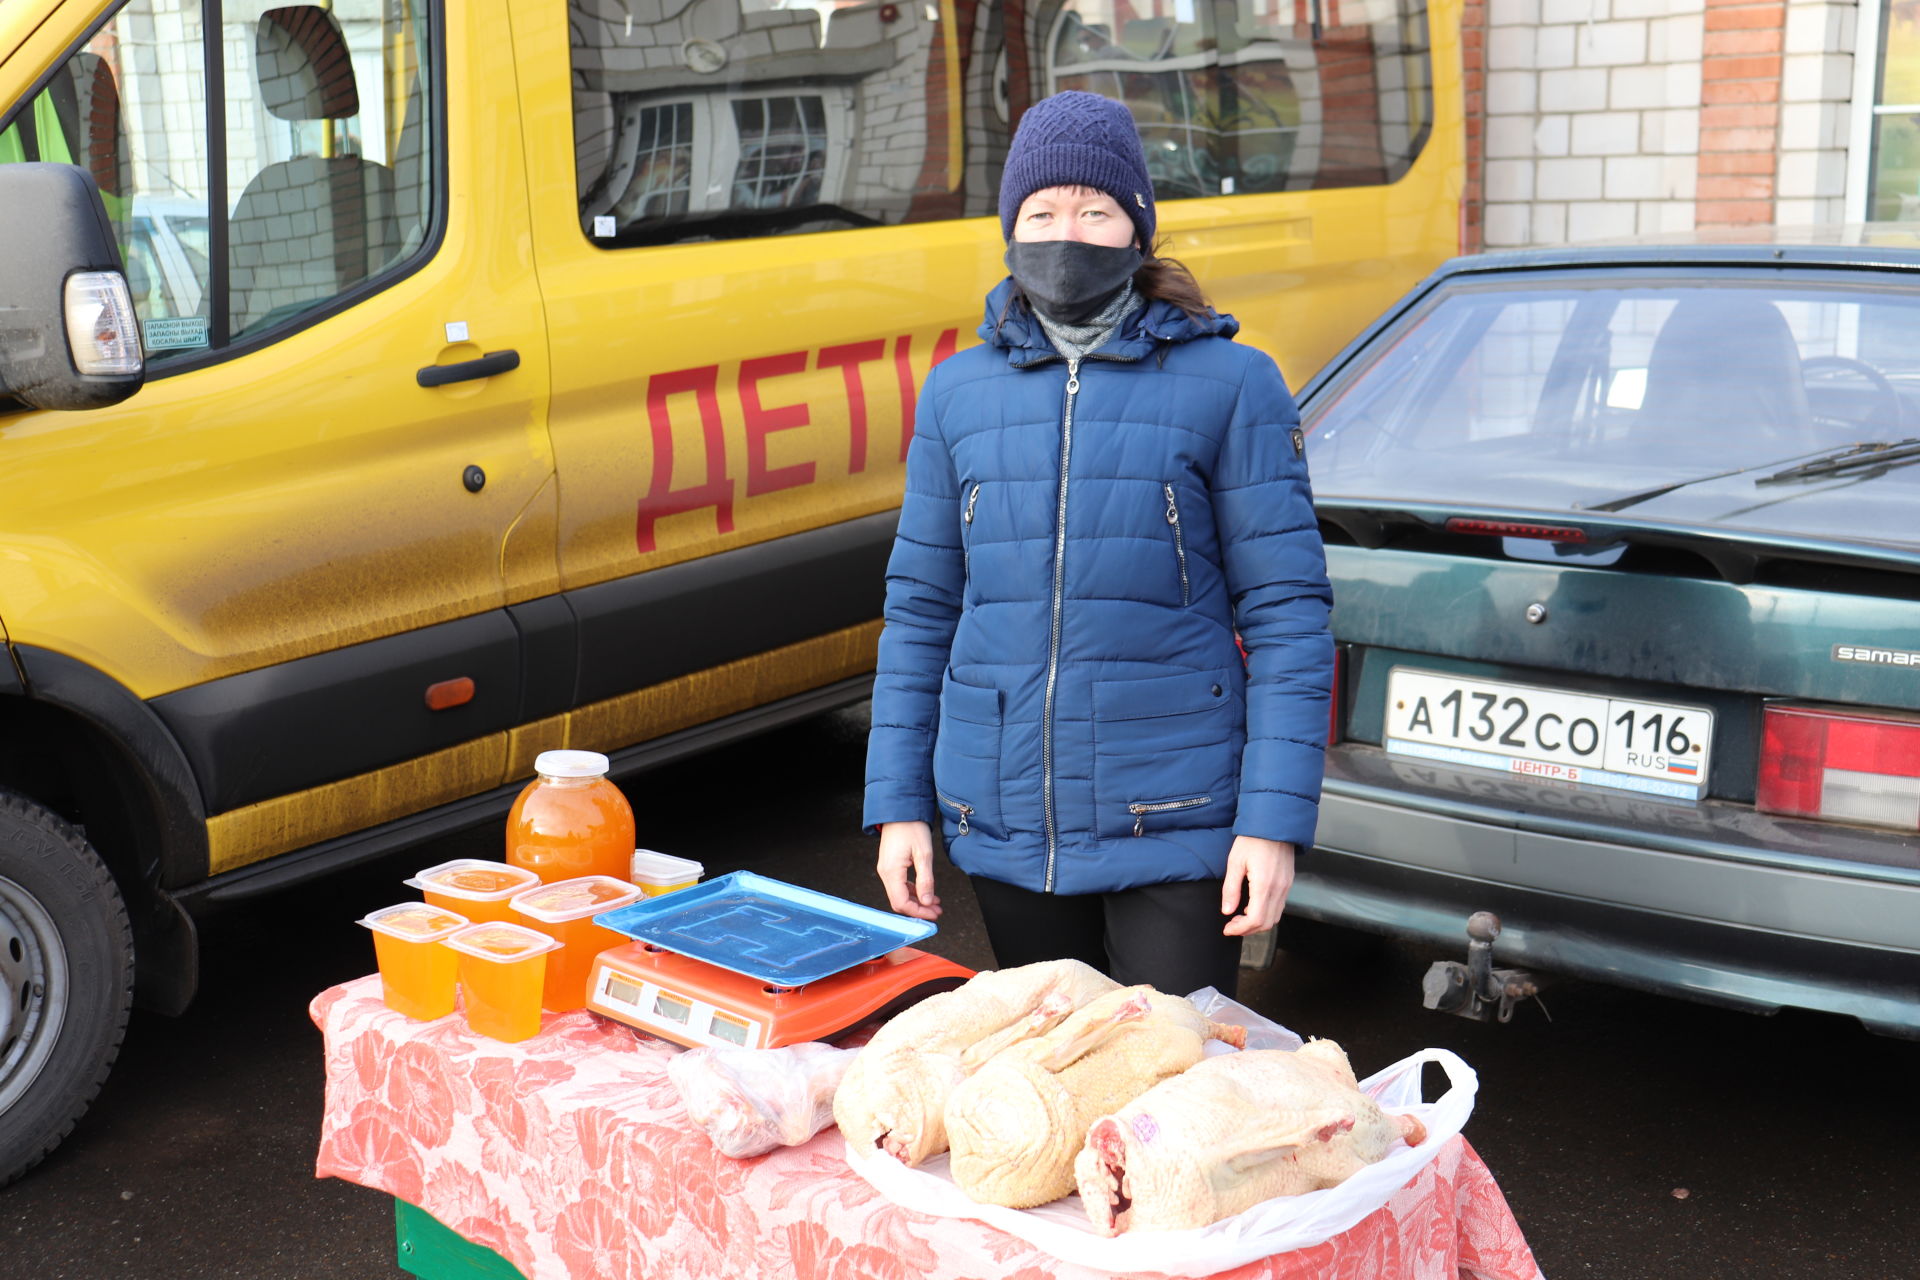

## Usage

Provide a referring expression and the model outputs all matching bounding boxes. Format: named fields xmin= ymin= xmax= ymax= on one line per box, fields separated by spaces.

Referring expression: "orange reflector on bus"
xmin=425 ymin=677 xmax=476 ymax=711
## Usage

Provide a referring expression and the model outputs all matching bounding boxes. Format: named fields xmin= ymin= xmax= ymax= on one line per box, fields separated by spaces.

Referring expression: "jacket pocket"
xmin=1091 ymin=670 xmax=1241 ymax=839
xmin=932 ymin=673 xmax=1002 ymax=840
xmin=1162 ymin=483 xmax=1189 ymax=607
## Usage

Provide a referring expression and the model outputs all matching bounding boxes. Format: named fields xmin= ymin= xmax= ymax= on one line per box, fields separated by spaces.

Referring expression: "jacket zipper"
xmin=937 ymin=790 xmax=973 ymax=837
xmin=1163 ymin=483 xmax=1189 ymax=607
xmin=1128 ymin=795 xmax=1212 ymax=836
xmin=962 ymin=482 xmax=981 ymax=579
xmin=1042 ymin=357 xmax=1081 ymax=892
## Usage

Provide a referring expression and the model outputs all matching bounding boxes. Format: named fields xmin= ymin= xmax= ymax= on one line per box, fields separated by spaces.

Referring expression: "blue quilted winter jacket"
xmin=863 ymin=280 xmax=1333 ymax=896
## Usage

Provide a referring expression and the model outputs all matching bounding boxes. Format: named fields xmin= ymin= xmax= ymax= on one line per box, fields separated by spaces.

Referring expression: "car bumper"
xmin=1299 ymin=745 xmax=1920 ymax=1038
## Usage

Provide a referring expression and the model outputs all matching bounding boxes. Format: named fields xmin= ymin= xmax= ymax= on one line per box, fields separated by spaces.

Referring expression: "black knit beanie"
xmin=998 ymin=91 xmax=1155 ymax=249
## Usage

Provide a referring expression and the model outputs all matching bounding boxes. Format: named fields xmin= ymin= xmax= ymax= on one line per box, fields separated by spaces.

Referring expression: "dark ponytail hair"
xmin=1133 ymin=241 xmax=1213 ymax=322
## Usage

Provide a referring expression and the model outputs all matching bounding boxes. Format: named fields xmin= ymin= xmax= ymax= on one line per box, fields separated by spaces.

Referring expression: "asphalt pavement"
xmin=2 ymin=704 xmax=1915 ymax=1279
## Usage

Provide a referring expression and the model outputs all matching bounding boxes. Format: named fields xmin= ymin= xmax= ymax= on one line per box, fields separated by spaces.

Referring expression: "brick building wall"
xmin=1465 ymin=0 xmax=1862 ymax=246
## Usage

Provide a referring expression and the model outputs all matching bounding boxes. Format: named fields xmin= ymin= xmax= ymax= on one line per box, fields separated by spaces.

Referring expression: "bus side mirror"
xmin=0 ymin=163 xmax=145 ymax=411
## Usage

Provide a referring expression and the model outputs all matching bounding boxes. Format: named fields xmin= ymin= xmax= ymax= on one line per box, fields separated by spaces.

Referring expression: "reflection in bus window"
xmin=609 ymin=103 xmax=694 ymax=222
xmin=731 ymin=96 xmax=828 ymax=209
xmin=569 ymin=0 xmax=1430 ymax=248
xmin=572 ymin=0 xmax=1000 ymax=245
xmin=1049 ymin=0 xmax=1431 ymax=198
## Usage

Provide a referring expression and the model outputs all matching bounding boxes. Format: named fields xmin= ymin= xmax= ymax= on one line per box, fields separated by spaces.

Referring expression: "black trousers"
xmin=968 ymin=874 xmax=1242 ymax=1000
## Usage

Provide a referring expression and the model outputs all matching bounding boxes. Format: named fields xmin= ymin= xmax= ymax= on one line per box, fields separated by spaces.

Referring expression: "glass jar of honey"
xmin=505 ymin=750 xmax=636 ymax=885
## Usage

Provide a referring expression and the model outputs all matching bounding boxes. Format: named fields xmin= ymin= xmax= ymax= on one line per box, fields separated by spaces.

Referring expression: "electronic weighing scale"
xmin=584 ymin=871 xmax=973 ymax=1050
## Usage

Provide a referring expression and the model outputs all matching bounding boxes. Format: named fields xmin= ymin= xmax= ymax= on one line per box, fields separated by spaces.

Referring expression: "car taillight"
xmin=1328 ymin=645 xmax=1344 ymax=746
xmin=1444 ymin=517 xmax=1590 ymax=543
xmin=1757 ymin=704 xmax=1920 ymax=831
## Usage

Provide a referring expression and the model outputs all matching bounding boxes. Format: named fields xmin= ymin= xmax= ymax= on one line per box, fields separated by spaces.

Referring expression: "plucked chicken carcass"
xmin=1074 ymin=1039 xmax=1428 ymax=1234
xmin=834 ymin=958 xmax=1119 ymax=1166
xmin=668 ymin=1041 xmax=857 ymax=1159
xmin=945 ymin=986 xmax=1247 ymax=1209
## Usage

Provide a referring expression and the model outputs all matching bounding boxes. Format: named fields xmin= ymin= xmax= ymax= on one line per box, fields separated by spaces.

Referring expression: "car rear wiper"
xmin=1584 ymin=438 xmax=1920 ymax=512
xmin=1755 ymin=437 xmax=1920 ymax=484
xmin=1579 ymin=446 xmax=1830 ymax=513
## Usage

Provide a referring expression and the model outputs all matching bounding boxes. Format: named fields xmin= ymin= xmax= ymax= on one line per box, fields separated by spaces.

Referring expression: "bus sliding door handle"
xmin=417 ymin=349 xmax=520 ymax=387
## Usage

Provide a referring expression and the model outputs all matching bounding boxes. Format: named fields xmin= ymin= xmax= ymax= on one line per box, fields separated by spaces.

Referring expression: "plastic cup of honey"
xmin=629 ymin=849 xmax=704 ymax=897
xmin=406 ymin=858 xmax=541 ymax=924
xmin=358 ymin=903 xmax=469 ymax=1021
xmin=443 ymin=921 xmax=561 ymax=1043
xmin=508 ymin=875 xmax=644 ymax=1011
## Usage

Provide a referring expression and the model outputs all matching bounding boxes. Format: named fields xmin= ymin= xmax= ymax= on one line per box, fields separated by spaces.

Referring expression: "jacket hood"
xmin=978 ymin=277 xmax=1239 ymax=366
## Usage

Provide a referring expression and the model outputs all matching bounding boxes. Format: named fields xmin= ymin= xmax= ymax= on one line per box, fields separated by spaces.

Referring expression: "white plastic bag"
xmin=668 ymin=1041 xmax=858 ymax=1159
xmin=843 ymin=990 xmax=1477 ymax=1276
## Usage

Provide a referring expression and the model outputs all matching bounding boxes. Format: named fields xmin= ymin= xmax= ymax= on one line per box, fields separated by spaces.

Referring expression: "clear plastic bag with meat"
xmin=667 ymin=1041 xmax=859 ymax=1159
xmin=843 ymin=988 xmax=1479 ymax=1275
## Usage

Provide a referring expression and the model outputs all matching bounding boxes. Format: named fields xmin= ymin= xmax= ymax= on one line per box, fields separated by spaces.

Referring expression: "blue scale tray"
xmin=592 ymin=870 xmax=936 ymax=988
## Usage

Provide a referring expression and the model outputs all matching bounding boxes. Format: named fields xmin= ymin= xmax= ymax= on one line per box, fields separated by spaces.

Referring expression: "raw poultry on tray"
xmin=832 ymin=958 xmax=1119 ymax=1165
xmin=1075 ymin=1039 xmax=1429 ymax=1233
xmin=945 ymin=985 xmax=1246 ymax=1208
xmin=831 ymin=960 xmax=1426 ymax=1234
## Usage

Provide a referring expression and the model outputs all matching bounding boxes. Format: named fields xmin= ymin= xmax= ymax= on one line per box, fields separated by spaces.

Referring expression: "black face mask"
xmin=1005 ymin=240 xmax=1143 ymax=325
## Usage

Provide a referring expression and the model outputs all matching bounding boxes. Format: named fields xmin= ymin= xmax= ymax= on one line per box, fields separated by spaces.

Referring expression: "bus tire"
xmin=0 ymin=790 xmax=134 ymax=1187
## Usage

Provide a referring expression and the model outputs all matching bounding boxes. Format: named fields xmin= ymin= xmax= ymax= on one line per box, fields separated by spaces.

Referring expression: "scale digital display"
xmin=587 ymin=959 xmax=767 ymax=1049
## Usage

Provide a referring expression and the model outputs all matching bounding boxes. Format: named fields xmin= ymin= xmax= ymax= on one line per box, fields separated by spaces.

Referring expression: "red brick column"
xmin=904 ymin=1 xmax=977 ymax=221
xmin=1315 ymin=23 xmax=1390 ymax=187
xmin=1694 ymin=0 xmax=1787 ymax=227
xmin=1460 ymin=0 xmax=1487 ymax=252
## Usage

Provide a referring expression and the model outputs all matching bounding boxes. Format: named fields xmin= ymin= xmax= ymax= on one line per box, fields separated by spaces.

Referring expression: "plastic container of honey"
xmin=358 ymin=903 xmax=469 ymax=1021
xmin=506 ymin=751 xmax=636 ymax=885
xmin=629 ymin=849 xmax=705 ymax=897
xmin=443 ymin=921 xmax=561 ymax=1043
xmin=508 ymin=875 xmax=644 ymax=1011
xmin=406 ymin=859 xmax=541 ymax=924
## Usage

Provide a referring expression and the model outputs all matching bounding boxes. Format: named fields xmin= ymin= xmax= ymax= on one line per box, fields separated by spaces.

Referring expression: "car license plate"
xmin=1383 ymin=669 xmax=1713 ymax=800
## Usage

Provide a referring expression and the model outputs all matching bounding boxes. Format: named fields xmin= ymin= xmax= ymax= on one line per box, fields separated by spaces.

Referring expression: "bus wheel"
xmin=0 ymin=791 xmax=134 ymax=1187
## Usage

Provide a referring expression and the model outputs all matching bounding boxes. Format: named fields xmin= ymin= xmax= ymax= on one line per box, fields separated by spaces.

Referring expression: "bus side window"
xmin=570 ymin=0 xmax=1010 ymax=247
xmin=1047 ymin=0 xmax=1433 ymax=198
xmin=224 ymin=3 xmax=436 ymax=338
xmin=567 ymin=0 xmax=1433 ymax=250
xmin=0 ymin=5 xmax=214 ymax=364
xmin=0 ymin=0 xmax=437 ymax=367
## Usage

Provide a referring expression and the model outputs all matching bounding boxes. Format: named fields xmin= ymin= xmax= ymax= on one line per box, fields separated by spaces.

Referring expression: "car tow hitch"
xmin=1422 ymin=912 xmax=1541 ymax=1023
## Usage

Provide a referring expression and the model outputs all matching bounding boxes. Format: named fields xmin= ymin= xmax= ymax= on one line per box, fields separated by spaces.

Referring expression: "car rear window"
xmin=1304 ymin=277 xmax=1920 ymax=548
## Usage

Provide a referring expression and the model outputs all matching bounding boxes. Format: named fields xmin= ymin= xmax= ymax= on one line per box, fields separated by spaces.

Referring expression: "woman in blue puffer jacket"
xmin=863 ymin=91 xmax=1333 ymax=998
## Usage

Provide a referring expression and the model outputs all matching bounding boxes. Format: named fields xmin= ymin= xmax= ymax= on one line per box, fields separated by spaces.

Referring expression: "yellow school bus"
xmin=0 ymin=0 xmax=1462 ymax=1181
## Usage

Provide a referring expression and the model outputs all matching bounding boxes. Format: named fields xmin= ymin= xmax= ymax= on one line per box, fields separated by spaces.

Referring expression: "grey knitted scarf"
xmin=1034 ymin=281 xmax=1145 ymax=362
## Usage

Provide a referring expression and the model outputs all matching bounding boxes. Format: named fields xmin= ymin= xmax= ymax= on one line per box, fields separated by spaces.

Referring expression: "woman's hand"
xmin=1220 ymin=836 xmax=1295 ymax=936
xmin=877 ymin=821 xmax=943 ymax=921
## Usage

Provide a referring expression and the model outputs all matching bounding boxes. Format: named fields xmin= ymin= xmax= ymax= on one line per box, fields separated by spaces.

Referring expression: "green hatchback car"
xmin=1293 ymin=230 xmax=1920 ymax=1039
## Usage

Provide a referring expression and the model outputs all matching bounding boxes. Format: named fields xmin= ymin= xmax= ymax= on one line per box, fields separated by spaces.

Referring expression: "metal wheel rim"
xmin=0 ymin=874 xmax=67 ymax=1115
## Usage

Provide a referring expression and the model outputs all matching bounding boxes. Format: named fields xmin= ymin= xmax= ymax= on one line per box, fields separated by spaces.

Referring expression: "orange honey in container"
xmin=444 ymin=921 xmax=561 ymax=1043
xmin=358 ymin=903 xmax=469 ymax=1021
xmin=629 ymin=849 xmax=705 ymax=897
xmin=509 ymin=875 xmax=644 ymax=1011
xmin=505 ymin=751 xmax=636 ymax=885
xmin=406 ymin=858 xmax=541 ymax=924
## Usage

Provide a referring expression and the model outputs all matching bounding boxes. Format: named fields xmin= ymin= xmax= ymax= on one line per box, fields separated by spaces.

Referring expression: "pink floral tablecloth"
xmin=313 ymin=976 xmax=1544 ymax=1280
